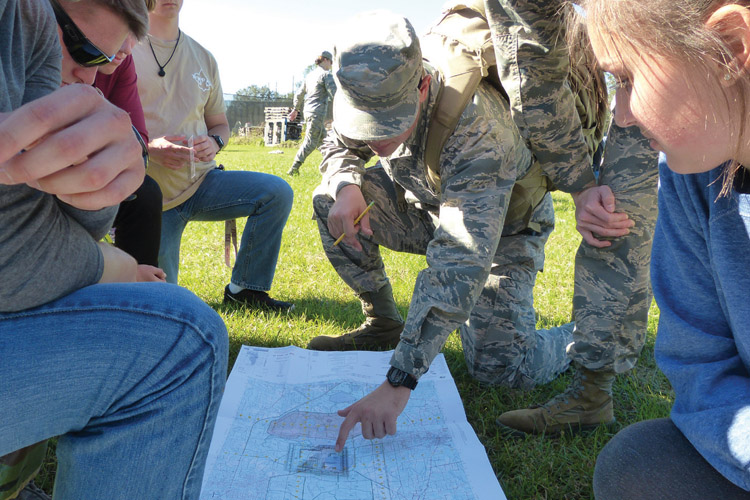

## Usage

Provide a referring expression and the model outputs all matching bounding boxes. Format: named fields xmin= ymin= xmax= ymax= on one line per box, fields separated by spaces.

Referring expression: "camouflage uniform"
xmin=484 ymin=0 xmax=659 ymax=375
xmin=289 ymin=63 xmax=337 ymax=173
xmin=315 ymin=68 xmax=575 ymax=389
xmin=0 ymin=443 xmax=46 ymax=500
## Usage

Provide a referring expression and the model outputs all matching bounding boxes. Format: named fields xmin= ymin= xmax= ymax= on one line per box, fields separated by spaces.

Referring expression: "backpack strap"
xmin=421 ymin=2 xmax=497 ymax=191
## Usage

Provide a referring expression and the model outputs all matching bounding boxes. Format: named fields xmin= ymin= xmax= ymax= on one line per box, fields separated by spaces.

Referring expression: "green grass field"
xmin=39 ymin=142 xmax=673 ymax=499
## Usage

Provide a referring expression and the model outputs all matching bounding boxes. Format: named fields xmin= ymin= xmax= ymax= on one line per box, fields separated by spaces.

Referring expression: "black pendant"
xmin=158 ymin=68 xmax=166 ymax=77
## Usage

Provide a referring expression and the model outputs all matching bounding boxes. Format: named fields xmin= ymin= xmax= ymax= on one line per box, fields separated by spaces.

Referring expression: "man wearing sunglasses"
xmin=0 ymin=1 xmax=229 ymax=499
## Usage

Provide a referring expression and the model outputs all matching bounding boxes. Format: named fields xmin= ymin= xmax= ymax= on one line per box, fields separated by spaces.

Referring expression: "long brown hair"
xmin=569 ymin=0 xmax=750 ymax=195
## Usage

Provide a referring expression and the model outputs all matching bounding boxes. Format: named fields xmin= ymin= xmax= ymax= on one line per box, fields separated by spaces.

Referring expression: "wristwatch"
xmin=386 ymin=366 xmax=418 ymax=390
xmin=211 ymin=134 xmax=225 ymax=151
xmin=132 ymin=125 xmax=148 ymax=168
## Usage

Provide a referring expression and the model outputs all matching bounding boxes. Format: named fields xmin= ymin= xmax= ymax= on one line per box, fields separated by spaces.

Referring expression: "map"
xmin=200 ymin=346 xmax=506 ymax=500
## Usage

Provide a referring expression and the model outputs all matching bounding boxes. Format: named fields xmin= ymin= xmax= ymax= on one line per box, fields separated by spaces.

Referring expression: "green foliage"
xmin=235 ymin=84 xmax=293 ymax=101
xmin=36 ymin=145 xmax=672 ymax=499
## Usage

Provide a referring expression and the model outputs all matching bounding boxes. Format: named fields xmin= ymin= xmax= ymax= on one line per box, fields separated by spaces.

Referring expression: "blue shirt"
xmin=653 ymin=158 xmax=750 ymax=491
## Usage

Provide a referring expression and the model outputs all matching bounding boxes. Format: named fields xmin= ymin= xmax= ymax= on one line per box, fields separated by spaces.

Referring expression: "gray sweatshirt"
xmin=0 ymin=0 xmax=117 ymax=312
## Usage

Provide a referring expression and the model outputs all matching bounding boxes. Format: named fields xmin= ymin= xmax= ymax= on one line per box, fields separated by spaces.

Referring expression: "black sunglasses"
xmin=49 ymin=0 xmax=116 ymax=67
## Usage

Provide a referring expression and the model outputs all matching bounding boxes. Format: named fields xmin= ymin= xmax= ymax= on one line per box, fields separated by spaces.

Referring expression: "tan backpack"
xmin=420 ymin=1 xmax=605 ymax=230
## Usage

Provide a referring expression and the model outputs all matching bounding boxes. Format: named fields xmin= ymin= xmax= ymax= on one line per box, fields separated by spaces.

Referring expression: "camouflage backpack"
xmin=420 ymin=0 xmax=606 ymax=230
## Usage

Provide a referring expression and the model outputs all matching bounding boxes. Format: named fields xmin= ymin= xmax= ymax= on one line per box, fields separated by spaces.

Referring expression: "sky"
xmin=180 ymin=0 xmax=441 ymax=96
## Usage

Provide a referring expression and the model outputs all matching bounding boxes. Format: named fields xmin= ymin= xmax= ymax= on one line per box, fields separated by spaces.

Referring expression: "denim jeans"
xmin=0 ymin=283 xmax=228 ymax=500
xmin=160 ymin=169 xmax=293 ymax=289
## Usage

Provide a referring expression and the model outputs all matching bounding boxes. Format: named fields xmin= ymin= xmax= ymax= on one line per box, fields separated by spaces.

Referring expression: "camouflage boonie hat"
xmin=332 ymin=10 xmax=423 ymax=141
xmin=320 ymin=50 xmax=333 ymax=60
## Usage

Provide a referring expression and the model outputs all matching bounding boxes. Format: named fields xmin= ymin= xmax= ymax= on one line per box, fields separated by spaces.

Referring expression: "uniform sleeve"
xmin=653 ymin=163 xmax=750 ymax=491
xmin=293 ymin=79 xmax=307 ymax=112
xmin=318 ymin=127 xmax=375 ymax=199
xmin=485 ymin=0 xmax=592 ymax=192
xmin=324 ymin=71 xmax=337 ymax=101
xmin=391 ymin=85 xmax=531 ymax=377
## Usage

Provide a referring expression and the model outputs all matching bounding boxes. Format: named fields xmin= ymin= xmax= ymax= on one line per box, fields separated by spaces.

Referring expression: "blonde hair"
xmin=571 ymin=0 xmax=750 ymax=194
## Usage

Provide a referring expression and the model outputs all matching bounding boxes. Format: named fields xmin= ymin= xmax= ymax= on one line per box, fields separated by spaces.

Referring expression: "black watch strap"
xmin=132 ymin=125 xmax=148 ymax=168
xmin=387 ymin=366 xmax=418 ymax=390
xmin=211 ymin=134 xmax=225 ymax=151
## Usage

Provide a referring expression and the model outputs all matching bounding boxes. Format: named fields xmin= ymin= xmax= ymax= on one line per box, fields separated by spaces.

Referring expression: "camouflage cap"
xmin=332 ymin=11 xmax=423 ymax=141
xmin=320 ymin=50 xmax=333 ymax=60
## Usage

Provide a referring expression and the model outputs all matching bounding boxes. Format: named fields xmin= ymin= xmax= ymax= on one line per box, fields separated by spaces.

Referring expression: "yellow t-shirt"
xmin=133 ymin=31 xmax=226 ymax=210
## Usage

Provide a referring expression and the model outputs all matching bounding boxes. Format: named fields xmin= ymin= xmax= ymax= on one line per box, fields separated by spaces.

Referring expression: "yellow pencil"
xmin=333 ymin=201 xmax=375 ymax=246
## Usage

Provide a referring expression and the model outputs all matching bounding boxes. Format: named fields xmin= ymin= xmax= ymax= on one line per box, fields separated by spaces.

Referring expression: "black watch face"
xmin=388 ymin=368 xmax=406 ymax=386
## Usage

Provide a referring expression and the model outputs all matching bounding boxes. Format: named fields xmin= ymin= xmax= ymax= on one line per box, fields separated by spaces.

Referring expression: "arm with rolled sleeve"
xmin=391 ymin=85 xmax=531 ymax=378
xmin=652 ymin=162 xmax=750 ymax=491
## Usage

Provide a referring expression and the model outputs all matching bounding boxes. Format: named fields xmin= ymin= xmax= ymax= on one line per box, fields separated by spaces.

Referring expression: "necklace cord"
xmin=148 ymin=30 xmax=181 ymax=77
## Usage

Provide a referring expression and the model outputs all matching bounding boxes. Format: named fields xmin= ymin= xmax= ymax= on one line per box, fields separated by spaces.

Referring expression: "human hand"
xmin=136 ymin=264 xmax=167 ymax=282
xmin=148 ymin=135 xmax=193 ymax=170
xmin=328 ymin=184 xmax=373 ymax=251
xmin=335 ymin=380 xmax=411 ymax=452
xmin=288 ymin=109 xmax=299 ymax=121
xmin=0 ymin=84 xmax=144 ymax=210
xmin=572 ymin=185 xmax=634 ymax=248
xmin=192 ymin=134 xmax=218 ymax=162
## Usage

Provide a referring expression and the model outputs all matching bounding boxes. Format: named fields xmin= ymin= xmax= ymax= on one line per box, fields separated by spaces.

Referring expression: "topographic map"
xmin=200 ymin=346 xmax=506 ymax=500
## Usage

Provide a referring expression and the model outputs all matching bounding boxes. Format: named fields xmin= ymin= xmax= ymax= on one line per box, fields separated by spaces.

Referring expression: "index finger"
xmin=335 ymin=413 xmax=359 ymax=452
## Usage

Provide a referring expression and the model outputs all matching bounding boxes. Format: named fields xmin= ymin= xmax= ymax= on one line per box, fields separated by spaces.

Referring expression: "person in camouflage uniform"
xmin=287 ymin=50 xmax=337 ymax=176
xmin=307 ymin=11 xmax=646 ymax=449
xmin=310 ymin=10 xmax=582 ymax=390
xmin=484 ymin=0 xmax=660 ymax=436
xmin=312 ymin=8 xmax=659 ymax=447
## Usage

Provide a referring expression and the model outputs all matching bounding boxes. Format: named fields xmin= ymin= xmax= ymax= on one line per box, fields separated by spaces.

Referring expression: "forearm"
xmin=207 ymin=123 xmax=229 ymax=144
xmin=97 ymin=242 xmax=138 ymax=283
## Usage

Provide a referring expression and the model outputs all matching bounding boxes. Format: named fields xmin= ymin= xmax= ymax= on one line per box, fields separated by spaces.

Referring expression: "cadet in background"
xmin=287 ymin=50 xmax=337 ymax=176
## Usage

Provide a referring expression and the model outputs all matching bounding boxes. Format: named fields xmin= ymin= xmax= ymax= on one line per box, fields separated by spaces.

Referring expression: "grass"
xmin=37 ymin=143 xmax=673 ymax=499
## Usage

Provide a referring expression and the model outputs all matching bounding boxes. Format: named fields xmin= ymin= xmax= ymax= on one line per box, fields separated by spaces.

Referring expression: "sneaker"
xmin=495 ymin=368 xmax=615 ymax=437
xmin=307 ymin=317 xmax=404 ymax=351
xmin=17 ymin=482 xmax=51 ymax=500
xmin=223 ymin=285 xmax=294 ymax=312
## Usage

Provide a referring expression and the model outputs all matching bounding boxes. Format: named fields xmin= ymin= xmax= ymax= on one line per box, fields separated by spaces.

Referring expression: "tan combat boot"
xmin=495 ymin=368 xmax=615 ymax=437
xmin=307 ymin=283 xmax=404 ymax=351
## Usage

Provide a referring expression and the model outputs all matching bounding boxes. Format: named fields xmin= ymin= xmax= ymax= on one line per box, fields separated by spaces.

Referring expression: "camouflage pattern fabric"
xmin=292 ymin=65 xmax=336 ymax=125
xmin=571 ymin=120 xmax=658 ymax=373
xmin=315 ymin=77 xmax=573 ymax=388
xmin=483 ymin=0 xmax=659 ymax=374
xmin=291 ymin=114 xmax=328 ymax=168
xmin=0 ymin=442 xmax=47 ymax=500
xmin=484 ymin=0 xmax=594 ymax=192
xmin=330 ymin=11 xmax=423 ymax=142
xmin=291 ymin=65 xmax=336 ymax=168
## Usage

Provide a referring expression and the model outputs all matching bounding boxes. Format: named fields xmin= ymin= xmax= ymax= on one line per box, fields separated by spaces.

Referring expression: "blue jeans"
xmin=160 ymin=169 xmax=293 ymax=289
xmin=0 ymin=283 xmax=228 ymax=500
